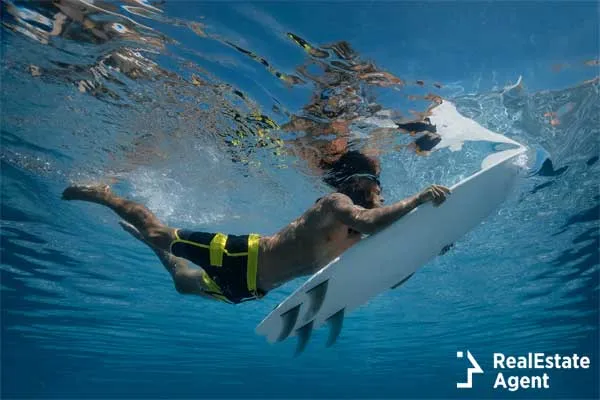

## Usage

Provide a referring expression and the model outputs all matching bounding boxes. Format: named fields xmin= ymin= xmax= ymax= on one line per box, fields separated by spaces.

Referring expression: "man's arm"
xmin=325 ymin=185 xmax=450 ymax=235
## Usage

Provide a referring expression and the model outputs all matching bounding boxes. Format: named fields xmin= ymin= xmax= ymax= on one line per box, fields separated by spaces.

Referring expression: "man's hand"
xmin=418 ymin=185 xmax=451 ymax=206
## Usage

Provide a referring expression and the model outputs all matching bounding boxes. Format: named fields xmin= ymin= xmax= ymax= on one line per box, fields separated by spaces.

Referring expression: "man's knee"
xmin=174 ymin=280 xmax=190 ymax=295
xmin=145 ymin=227 xmax=175 ymax=251
xmin=173 ymin=271 xmax=197 ymax=295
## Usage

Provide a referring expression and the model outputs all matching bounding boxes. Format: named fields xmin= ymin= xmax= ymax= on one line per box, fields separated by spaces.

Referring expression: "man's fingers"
xmin=439 ymin=185 xmax=451 ymax=194
xmin=423 ymin=185 xmax=451 ymax=206
xmin=433 ymin=184 xmax=451 ymax=194
xmin=432 ymin=185 xmax=450 ymax=206
xmin=431 ymin=185 xmax=451 ymax=202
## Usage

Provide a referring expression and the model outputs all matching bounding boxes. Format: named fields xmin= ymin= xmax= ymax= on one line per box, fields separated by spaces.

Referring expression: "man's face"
xmin=366 ymin=182 xmax=384 ymax=208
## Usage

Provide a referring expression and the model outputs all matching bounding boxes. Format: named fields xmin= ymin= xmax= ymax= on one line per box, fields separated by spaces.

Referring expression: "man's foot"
xmin=118 ymin=220 xmax=145 ymax=242
xmin=62 ymin=184 xmax=111 ymax=201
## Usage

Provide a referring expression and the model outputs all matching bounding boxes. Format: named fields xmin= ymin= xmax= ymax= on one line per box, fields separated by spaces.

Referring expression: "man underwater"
xmin=63 ymin=157 xmax=449 ymax=304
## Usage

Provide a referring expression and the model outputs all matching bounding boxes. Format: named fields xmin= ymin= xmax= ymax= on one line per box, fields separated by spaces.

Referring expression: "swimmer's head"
xmin=323 ymin=150 xmax=381 ymax=188
xmin=321 ymin=150 xmax=383 ymax=208
xmin=337 ymin=174 xmax=383 ymax=209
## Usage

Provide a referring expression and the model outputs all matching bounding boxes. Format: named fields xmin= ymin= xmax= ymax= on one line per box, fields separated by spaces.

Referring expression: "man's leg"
xmin=117 ymin=221 xmax=184 ymax=276
xmin=62 ymin=184 xmax=174 ymax=251
xmin=118 ymin=220 xmax=216 ymax=300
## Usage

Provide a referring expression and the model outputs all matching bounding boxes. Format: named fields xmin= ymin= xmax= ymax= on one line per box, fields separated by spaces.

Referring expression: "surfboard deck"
xmin=256 ymin=101 xmax=526 ymax=352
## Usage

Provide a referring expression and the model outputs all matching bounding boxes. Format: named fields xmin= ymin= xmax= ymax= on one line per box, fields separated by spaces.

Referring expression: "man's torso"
xmin=257 ymin=194 xmax=360 ymax=291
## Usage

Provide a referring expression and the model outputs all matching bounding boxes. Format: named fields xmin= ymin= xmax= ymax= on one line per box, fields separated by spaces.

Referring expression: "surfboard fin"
xmin=391 ymin=273 xmax=415 ymax=290
xmin=325 ymin=308 xmax=345 ymax=347
xmin=304 ymin=279 xmax=329 ymax=322
xmin=294 ymin=320 xmax=314 ymax=356
xmin=277 ymin=304 xmax=300 ymax=342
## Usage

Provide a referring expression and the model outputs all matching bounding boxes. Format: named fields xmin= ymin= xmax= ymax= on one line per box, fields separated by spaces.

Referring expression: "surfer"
xmin=62 ymin=176 xmax=449 ymax=304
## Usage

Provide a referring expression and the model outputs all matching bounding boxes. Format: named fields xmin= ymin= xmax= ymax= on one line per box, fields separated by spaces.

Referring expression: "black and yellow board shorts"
xmin=170 ymin=230 xmax=266 ymax=304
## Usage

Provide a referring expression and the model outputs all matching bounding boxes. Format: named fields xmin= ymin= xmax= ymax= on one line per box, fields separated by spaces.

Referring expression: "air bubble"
xmin=112 ymin=23 xmax=128 ymax=34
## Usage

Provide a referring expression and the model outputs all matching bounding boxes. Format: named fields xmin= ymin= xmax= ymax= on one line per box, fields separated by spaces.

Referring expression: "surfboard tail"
xmin=277 ymin=304 xmax=300 ymax=342
xmin=326 ymin=308 xmax=345 ymax=347
xmin=304 ymin=280 xmax=329 ymax=322
xmin=295 ymin=320 xmax=314 ymax=356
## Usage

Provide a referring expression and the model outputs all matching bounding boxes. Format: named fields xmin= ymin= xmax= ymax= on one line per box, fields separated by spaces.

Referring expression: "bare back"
xmin=257 ymin=194 xmax=361 ymax=290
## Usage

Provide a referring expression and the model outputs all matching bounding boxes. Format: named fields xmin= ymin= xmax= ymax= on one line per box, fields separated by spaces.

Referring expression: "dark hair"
xmin=337 ymin=176 xmax=379 ymax=209
xmin=322 ymin=150 xmax=380 ymax=189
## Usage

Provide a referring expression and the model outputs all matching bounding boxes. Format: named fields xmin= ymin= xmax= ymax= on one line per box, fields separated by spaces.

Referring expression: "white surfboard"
xmin=256 ymin=102 xmax=526 ymax=353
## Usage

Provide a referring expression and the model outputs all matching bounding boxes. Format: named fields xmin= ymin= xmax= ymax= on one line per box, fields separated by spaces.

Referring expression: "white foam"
xmin=128 ymin=167 xmax=226 ymax=226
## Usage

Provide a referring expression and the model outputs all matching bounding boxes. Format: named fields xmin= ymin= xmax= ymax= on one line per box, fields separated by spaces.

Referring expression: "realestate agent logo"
xmin=457 ymin=351 xmax=484 ymax=388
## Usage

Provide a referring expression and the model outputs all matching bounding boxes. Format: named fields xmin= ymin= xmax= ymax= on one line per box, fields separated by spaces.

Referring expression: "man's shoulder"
xmin=319 ymin=192 xmax=353 ymax=209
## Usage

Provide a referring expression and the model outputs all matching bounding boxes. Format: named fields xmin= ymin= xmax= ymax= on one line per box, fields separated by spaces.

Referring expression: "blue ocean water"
xmin=1 ymin=1 xmax=598 ymax=398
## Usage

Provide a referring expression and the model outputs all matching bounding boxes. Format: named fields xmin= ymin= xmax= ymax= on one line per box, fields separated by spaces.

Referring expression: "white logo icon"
xmin=457 ymin=350 xmax=484 ymax=389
